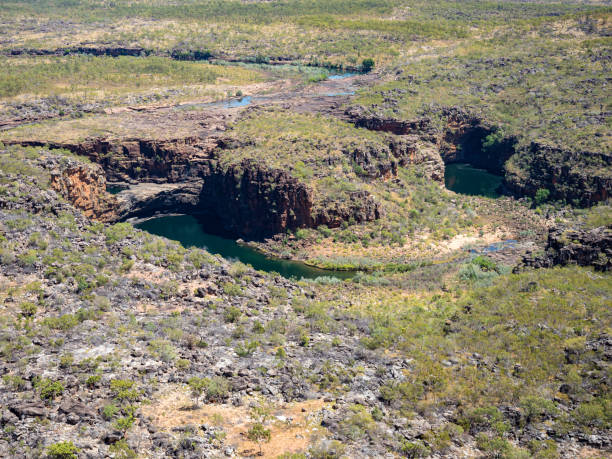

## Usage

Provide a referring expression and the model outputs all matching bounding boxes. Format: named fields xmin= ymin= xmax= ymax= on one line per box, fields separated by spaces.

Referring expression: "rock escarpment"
xmin=517 ymin=225 xmax=612 ymax=272
xmin=438 ymin=108 xmax=517 ymax=175
xmin=17 ymin=135 xmax=390 ymax=239
xmin=198 ymin=161 xmax=315 ymax=238
xmin=18 ymin=137 xmax=219 ymax=183
xmin=44 ymin=157 xmax=118 ymax=222
xmin=505 ymin=142 xmax=612 ymax=206
xmin=346 ymin=105 xmax=611 ymax=206
xmin=345 ymin=105 xmax=515 ymax=175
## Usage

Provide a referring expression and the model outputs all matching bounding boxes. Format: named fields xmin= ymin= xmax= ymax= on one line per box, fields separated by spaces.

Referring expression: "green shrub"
xmin=105 ymin=223 xmax=134 ymax=244
xmin=361 ymin=58 xmax=375 ymax=72
xmin=224 ymin=306 xmax=242 ymax=323
xmin=18 ymin=249 xmax=38 ymax=267
xmin=574 ymin=401 xmax=606 ymax=427
xmin=528 ymin=440 xmax=559 ymax=459
xmin=46 ymin=441 xmax=79 ymax=459
xmin=318 ymin=225 xmax=332 ymax=237
xmin=295 ymin=228 xmax=309 ymax=240
xmin=86 ymin=374 xmax=101 ymax=388
xmin=247 ymin=422 xmax=271 ymax=455
xmin=400 ymin=440 xmax=430 ymax=458
xmin=3 ymin=374 xmax=27 ymax=390
xmin=109 ymin=439 xmax=137 ymax=458
xmin=252 ymin=320 xmax=265 ymax=334
xmin=176 ymin=358 xmax=191 ymax=371
xmin=37 ymin=378 xmax=64 ymax=401
xmin=102 ymin=403 xmax=119 ymax=420
xmin=275 ymin=347 xmax=286 ymax=359
xmin=229 ymin=261 xmax=249 ymax=277
xmin=188 ymin=376 xmax=230 ymax=403
xmin=20 ymin=301 xmax=37 ymax=317
xmin=110 ymin=379 xmax=141 ymax=402
xmin=534 ymin=188 xmax=551 ymax=205
xmin=520 ymin=396 xmax=558 ymax=423
xmin=236 ymin=340 xmax=260 ymax=357
xmin=59 ymin=353 xmax=74 ymax=368
xmin=475 ymin=433 xmax=511 ymax=456
xmin=222 ymin=282 xmax=243 ymax=296
xmin=114 ymin=414 xmax=135 ymax=434
xmin=42 ymin=313 xmax=79 ymax=330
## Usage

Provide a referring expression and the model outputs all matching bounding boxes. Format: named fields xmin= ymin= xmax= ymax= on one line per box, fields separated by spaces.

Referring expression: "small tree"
xmin=247 ymin=397 xmax=272 ymax=455
xmin=46 ymin=441 xmax=79 ymax=459
xmin=247 ymin=422 xmax=271 ymax=456
xmin=187 ymin=376 xmax=207 ymax=407
xmin=361 ymin=58 xmax=375 ymax=73
xmin=534 ymin=188 xmax=550 ymax=206
xmin=114 ymin=414 xmax=135 ymax=438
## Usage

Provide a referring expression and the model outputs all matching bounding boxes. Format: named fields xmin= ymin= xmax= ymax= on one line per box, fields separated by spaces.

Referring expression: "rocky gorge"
xmin=0 ymin=144 xmax=610 ymax=459
xmin=0 ymin=5 xmax=611 ymax=455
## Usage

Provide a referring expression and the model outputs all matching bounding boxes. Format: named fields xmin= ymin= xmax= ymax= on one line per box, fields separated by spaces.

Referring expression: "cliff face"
xmin=440 ymin=109 xmax=517 ymax=175
xmin=16 ymin=137 xmax=219 ymax=183
xmin=14 ymin=133 xmax=421 ymax=239
xmin=505 ymin=142 xmax=612 ymax=206
xmin=113 ymin=160 xmax=383 ymax=239
xmin=345 ymin=106 xmax=611 ymax=206
xmin=517 ymin=225 xmax=612 ymax=272
xmin=199 ymin=161 xmax=315 ymax=239
xmin=48 ymin=160 xmax=118 ymax=222
xmin=345 ymin=106 xmax=515 ymax=174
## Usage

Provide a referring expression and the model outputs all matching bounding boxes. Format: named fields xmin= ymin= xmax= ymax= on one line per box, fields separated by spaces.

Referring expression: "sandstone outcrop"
xmin=505 ymin=142 xmax=612 ymax=206
xmin=48 ymin=158 xmax=118 ymax=222
xmin=12 ymin=135 xmax=396 ymax=239
xmin=345 ymin=105 xmax=611 ymax=206
xmin=517 ymin=225 xmax=612 ymax=272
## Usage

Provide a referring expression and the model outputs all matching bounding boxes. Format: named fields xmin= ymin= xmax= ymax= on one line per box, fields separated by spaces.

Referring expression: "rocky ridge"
xmin=345 ymin=105 xmax=612 ymax=206
xmin=9 ymin=113 xmax=443 ymax=239
xmin=517 ymin=224 xmax=612 ymax=272
xmin=0 ymin=146 xmax=609 ymax=458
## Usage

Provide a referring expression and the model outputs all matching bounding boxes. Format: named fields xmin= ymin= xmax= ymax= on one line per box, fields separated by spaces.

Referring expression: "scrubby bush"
xmin=187 ymin=376 xmax=230 ymax=404
xmin=361 ymin=58 xmax=375 ymax=72
xmin=20 ymin=301 xmax=37 ymax=317
xmin=46 ymin=441 xmax=78 ymax=459
xmin=224 ymin=306 xmax=242 ymax=323
xmin=222 ymin=282 xmax=243 ymax=296
xmin=37 ymin=378 xmax=64 ymax=401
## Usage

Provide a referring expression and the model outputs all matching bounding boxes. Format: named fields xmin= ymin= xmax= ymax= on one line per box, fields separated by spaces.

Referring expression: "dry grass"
xmin=141 ymin=385 xmax=329 ymax=458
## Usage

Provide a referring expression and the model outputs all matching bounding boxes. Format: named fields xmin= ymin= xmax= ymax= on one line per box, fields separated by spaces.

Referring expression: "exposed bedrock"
xmin=345 ymin=105 xmax=435 ymax=137
xmin=116 ymin=160 xmax=383 ymax=239
xmin=44 ymin=157 xmax=118 ymax=222
xmin=439 ymin=109 xmax=517 ymax=175
xmin=345 ymin=105 xmax=611 ymax=205
xmin=14 ymin=137 xmax=219 ymax=183
xmin=345 ymin=106 xmax=515 ymax=174
xmin=517 ymin=225 xmax=612 ymax=272
xmin=15 ymin=136 xmax=391 ymax=239
xmin=4 ymin=46 xmax=149 ymax=57
xmin=505 ymin=142 xmax=612 ymax=206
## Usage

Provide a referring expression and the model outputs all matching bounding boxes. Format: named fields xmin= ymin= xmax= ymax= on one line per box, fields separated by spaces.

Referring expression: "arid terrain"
xmin=0 ymin=1 xmax=610 ymax=458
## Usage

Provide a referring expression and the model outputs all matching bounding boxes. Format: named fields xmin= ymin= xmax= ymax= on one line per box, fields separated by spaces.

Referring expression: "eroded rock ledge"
xmin=48 ymin=159 xmax=118 ymax=222
xmin=517 ymin=225 xmax=612 ymax=272
xmin=14 ymin=135 xmax=396 ymax=239
xmin=345 ymin=105 xmax=611 ymax=206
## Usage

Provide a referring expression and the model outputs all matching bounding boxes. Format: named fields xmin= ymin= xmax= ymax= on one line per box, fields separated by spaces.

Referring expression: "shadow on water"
xmin=445 ymin=163 xmax=503 ymax=198
xmin=135 ymin=214 xmax=356 ymax=280
xmin=106 ymin=185 xmax=127 ymax=195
